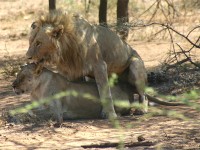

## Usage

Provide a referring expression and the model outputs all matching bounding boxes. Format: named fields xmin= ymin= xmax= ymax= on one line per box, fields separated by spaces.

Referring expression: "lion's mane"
xmin=34 ymin=10 xmax=86 ymax=79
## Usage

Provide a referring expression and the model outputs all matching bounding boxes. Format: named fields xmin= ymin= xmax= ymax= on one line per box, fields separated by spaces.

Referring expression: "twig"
xmin=166 ymin=58 xmax=190 ymax=69
xmin=159 ymin=24 xmax=200 ymax=48
xmin=167 ymin=25 xmax=179 ymax=66
xmin=148 ymin=0 xmax=160 ymax=23
xmin=186 ymin=25 xmax=200 ymax=37
xmin=138 ymin=0 xmax=157 ymax=18
xmin=130 ymin=23 xmax=200 ymax=49
xmin=176 ymin=43 xmax=200 ymax=68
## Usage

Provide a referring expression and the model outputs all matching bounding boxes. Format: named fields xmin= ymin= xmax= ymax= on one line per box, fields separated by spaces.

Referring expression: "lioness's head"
xmin=26 ymin=10 xmax=73 ymax=64
xmin=12 ymin=63 xmax=43 ymax=95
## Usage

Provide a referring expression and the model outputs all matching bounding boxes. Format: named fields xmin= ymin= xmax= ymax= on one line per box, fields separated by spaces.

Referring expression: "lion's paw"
xmin=101 ymin=110 xmax=117 ymax=119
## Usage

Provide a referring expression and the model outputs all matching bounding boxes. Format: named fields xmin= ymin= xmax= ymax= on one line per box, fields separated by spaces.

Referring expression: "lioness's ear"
xmin=51 ymin=25 xmax=64 ymax=39
xmin=20 ymin=66 xmax=24 ymax=69
xmin=20 ymin=63 xmax=28 ymax=69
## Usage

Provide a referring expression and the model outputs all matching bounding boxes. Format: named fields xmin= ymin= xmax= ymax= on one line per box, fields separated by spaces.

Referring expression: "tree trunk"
xmin=49 ymin=0 xmax=56 ymax=11
xmin=99 ymin=0 xmax=108 ymax=27
xmin=117 ymin=0 xmax=129 ymax=40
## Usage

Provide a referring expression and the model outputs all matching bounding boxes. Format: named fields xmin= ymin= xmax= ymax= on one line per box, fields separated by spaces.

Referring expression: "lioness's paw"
xmin=132 ymin=108 xmax=147 ymax=116
xmin=53 ymin=122 xmax=62 ymax=128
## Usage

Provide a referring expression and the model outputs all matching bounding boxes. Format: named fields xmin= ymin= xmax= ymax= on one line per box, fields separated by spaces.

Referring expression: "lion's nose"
xmin=26 ymin=51 xmax=33 ymax=60
xmin=27 ymin=56 xmax=32 ymax=59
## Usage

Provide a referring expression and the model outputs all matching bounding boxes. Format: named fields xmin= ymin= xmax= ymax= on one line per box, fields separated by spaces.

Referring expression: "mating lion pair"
xmin=25 ymin=10 xmax=147 ymax=119
xmin=13 ymin=10 xmax=182 ymax=122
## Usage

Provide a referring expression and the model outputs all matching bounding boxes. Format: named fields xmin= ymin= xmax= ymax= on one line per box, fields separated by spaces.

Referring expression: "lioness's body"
xmin=12 ymin=64 xmax=131 ymax=123
xmin=26 ymin=10 xmax=147 ymax=118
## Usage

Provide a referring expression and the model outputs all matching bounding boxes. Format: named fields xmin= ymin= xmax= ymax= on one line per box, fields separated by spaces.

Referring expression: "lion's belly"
xmin=107 ymin=64 xmax=128 ymax=75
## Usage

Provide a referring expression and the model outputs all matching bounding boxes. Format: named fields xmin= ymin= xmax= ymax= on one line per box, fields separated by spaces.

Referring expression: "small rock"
xmin=137 ymin=135 xmax=145 ymax=142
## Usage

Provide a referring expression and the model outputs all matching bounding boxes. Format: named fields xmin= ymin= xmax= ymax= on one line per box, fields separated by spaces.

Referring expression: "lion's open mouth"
xmin=27 ymin=57 xmax=46 ymax=65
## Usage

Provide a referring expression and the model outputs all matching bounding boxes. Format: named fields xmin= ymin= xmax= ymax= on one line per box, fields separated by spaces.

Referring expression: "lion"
xmin=12 ymin=63 xmax=183 ymax=126
xmin=25 ymin=10 xmax=155 ymax=118
xmin=12 ymin=63 xmax=133 ymax=125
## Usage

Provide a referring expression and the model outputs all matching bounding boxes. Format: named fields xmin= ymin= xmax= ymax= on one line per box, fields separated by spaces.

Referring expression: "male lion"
xmin=12 ymin=63 xmax=133 ymax=125
xmin=26 ymin=10 xmax=147 ymax=118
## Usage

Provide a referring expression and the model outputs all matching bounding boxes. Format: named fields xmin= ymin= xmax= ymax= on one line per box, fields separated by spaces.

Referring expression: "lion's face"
xmin=12 ymin=63 xmax=40 ymax=95
xmin=26 ymin=22 xmax=63 ymax=63
xmin=26 ymin=29 xmax=56 ymax=63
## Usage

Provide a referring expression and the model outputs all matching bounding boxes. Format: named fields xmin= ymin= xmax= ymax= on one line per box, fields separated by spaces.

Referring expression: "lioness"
xmin=12 ymin=63 xmax=133 ymax=125
xmin=26 ymin=10 xmax=147 ymax=118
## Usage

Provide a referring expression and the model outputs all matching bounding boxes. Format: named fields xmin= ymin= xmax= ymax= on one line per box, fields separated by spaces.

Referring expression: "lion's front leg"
xmin=93 ymin=61 xmax=117 ymax=119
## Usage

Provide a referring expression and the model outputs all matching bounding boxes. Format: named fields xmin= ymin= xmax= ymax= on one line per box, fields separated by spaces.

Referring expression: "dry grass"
xmin=1 ymin=56 xmax=25 ymax=79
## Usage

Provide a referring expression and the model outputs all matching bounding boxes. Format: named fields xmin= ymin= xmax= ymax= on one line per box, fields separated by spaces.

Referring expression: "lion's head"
xmin=12 ymin=63 xmax=42 ymax=95
xmin=26 ymin=20 xmax=57 ymax=62
xmin=26 ymin=10 xmax=84 ymax=79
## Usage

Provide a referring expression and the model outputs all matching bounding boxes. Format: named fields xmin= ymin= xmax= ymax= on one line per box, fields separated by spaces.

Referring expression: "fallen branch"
xmin=165 ymin=58 xmax=190 ymax=70
xmin=81 ymin=140 xmax=156 ymax=148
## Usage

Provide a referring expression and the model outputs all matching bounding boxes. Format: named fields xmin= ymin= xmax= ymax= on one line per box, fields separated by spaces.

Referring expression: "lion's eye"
xmin=36 ymin=41 xmax=41 ymax=47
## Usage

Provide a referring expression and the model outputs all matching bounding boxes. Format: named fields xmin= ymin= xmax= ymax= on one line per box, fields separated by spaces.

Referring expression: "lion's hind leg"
xmin=128 ymin=57 xmax=148 ymax=115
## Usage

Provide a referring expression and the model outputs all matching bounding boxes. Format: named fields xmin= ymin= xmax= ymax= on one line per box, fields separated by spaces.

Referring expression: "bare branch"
xmin=130 ymin=23 xmax=200 ymax=49
xmin=187 ymin=25 xmax=200 ymax=38
xmin=176 ymin=43 xmax=200 ymax=68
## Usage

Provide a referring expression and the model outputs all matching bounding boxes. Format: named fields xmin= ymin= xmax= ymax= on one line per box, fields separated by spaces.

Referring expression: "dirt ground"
xmin=0 ymin=0 xmax=200 ymax=149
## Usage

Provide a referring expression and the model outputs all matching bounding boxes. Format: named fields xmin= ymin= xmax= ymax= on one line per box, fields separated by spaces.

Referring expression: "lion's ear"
xmin=51 ymin=25 xmax=64 ymax=39
xmin=31 ymin=22 xmax=39 ymax=29
xmin=31 ymin=22 xmax=37 ymax=29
